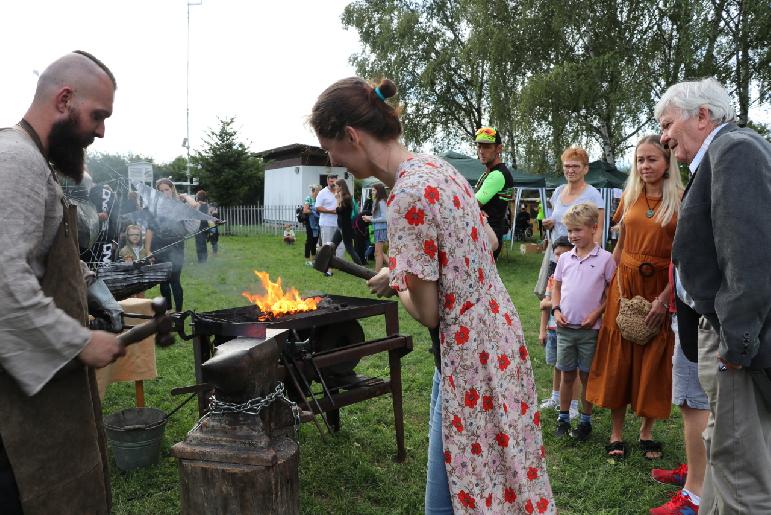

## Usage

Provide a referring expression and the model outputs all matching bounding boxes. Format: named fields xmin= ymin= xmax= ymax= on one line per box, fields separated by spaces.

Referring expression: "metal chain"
xmin=188 ymin=382 xmax=301 ymax=436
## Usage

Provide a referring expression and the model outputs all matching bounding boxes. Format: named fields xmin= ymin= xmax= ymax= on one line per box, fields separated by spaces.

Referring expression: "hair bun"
xmin=377 ymin=79 xmax=397 ymax=99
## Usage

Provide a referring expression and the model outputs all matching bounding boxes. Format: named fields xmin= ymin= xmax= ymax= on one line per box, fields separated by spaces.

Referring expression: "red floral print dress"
xmin=388 ymin=154 xmax=554 ymax=514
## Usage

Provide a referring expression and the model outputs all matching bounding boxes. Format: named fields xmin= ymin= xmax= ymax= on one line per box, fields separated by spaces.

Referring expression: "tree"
xmin=153 ymin=156 xmax=189 ymax=183
xmin=193 ymin=117 xmax=264 ymax=206
xmin=343 ymin=0 xmax=771 ymax=172
xmin=343 ymin=0 xmax=495 ymax=151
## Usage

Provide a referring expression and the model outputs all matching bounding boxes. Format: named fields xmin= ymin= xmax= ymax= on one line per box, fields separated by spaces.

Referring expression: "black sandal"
xmin=605 ymin=441 xmax=627 ymax=459
xmin=639 ymin=439 xmax=663 ymax=460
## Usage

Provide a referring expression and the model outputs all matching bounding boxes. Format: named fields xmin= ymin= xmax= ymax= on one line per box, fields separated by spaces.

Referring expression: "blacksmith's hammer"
xmin=313 ymin=244 xmax=376 ymax=280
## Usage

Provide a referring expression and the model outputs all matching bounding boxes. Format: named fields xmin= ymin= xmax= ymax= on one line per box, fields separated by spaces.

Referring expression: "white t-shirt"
xmin=548 ymin=183 xmax=604 ymax=262
xmin=548 ymin=184 xmax=604 ymax=240
xmin=315 ymin=186 xmax=338 ymax=227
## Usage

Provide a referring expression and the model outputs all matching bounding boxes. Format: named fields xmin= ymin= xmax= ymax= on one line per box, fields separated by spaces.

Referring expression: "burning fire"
xmin=242 ymin=271 xmax=320 ymax=319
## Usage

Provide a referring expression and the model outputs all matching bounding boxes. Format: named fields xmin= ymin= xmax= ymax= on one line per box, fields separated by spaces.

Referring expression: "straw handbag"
xmin=615 ymin=274 xmax=658 ymax=346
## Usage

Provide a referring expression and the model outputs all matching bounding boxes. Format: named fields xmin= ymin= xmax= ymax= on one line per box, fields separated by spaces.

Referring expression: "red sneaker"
xmin=651 ymin=463 xmax=687 ymax=487
xmin=649 ymin=490 xmax=699 ymax=515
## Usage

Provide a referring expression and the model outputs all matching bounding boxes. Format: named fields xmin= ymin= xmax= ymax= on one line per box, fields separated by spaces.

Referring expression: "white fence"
xmin=217 ymin=204 xmax=304 ymax=236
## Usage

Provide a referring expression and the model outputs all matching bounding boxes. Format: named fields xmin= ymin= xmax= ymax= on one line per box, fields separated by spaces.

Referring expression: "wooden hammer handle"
xmin=117 ymin=318 xmax=160 ymax=348
xmin=331 ymin=257 xmax=377 ymax=280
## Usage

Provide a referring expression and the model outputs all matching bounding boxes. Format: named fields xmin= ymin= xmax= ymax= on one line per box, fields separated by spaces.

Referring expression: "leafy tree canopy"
xmin=193 ymin=117 xmax=264 ymax=206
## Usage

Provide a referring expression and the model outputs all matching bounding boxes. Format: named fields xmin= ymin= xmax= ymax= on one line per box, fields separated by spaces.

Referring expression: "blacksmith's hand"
xmin=367 ymin=267 xmax=396 ymax=297
xmin=78 ymin=331 xmax=126 ymax=368
xmin=644 ymin=298 xmax=667 ymax=329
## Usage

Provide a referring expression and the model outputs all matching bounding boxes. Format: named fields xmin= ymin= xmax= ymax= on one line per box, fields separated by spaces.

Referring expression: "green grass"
xmin=104 ymin=234 xmax=685 ymax=514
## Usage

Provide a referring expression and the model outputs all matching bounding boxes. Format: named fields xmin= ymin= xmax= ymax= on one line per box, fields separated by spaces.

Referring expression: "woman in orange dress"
xmin=586 ymin=134 xmax=683 ymax=459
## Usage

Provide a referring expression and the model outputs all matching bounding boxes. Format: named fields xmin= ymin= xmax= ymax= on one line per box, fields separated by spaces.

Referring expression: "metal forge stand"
xmin=177 ymin=296 xmax=413 ymax=461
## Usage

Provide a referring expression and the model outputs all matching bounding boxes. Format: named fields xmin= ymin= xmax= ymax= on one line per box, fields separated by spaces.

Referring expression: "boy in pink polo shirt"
xmin=551 ymin=203 xmax=616 ymax=441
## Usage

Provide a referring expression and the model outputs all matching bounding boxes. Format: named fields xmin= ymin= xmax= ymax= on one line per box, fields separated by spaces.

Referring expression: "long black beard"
xmin=47 ymin=111 xmax=93 ymax=182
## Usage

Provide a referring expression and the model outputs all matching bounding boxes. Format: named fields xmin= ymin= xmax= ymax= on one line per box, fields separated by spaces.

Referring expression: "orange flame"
xmin=242 ymin=271 xmax=320 ymax=319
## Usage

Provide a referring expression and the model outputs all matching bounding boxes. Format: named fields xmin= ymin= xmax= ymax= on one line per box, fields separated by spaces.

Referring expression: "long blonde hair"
xmin=621 ymin=134 xmax=683 ymax=226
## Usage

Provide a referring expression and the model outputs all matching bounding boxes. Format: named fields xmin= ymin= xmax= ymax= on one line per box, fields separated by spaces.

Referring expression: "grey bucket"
xmin=104 ymin=407 xmax=167 ymax=471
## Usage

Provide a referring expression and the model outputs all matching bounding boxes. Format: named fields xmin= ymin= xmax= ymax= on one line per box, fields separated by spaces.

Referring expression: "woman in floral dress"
xmin=311 ymin=77 xmax=554 ymax=514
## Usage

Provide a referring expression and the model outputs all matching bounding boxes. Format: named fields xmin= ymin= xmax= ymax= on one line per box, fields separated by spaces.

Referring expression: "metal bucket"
xmin=104 ymin=407 xmax=167 ymax=471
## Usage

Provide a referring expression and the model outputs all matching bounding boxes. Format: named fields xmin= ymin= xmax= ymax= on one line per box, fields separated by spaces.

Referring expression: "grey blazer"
xmin=672 ymin=123 xmax=771 ymax=369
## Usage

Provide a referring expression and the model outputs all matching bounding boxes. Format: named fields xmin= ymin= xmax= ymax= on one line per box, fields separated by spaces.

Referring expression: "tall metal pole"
xmin=186 ymin=0 xmax=202 ymax=194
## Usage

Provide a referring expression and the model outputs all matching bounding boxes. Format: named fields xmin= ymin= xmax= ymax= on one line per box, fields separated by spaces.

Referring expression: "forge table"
xmin=175 ymin=295 xmax=413 ymax=461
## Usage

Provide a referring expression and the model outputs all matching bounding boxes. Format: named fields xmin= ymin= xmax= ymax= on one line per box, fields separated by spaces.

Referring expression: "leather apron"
xmin=0 ymin=123 xmax=110 ymax=514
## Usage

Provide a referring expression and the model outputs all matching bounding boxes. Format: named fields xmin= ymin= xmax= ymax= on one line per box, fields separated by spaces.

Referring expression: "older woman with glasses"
xmin=542 ymin=148 xmax=605 ymax=260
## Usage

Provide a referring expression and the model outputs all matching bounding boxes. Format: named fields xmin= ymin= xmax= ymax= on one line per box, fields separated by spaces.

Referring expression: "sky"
xmin=2 ymin=0 xmax=360 ymax=164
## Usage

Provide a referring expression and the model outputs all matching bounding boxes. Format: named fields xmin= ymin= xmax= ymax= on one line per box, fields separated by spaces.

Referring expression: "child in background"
xmin=551 ymin=203 xmax=616 ymax=441
xmin=283 ymin=225 xmax=296 ymax=245
xmin=539 ymin=235 xmax=580 ymax=419
xmin=118 ymin=224 xmax=149 ymax=263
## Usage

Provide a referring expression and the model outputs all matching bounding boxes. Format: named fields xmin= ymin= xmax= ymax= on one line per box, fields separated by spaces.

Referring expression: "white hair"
xmin=654 ymin=78 xmax=736 ymax=124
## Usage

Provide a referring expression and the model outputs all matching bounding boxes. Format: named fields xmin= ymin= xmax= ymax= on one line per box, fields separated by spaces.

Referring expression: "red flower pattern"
xmin=537 ymin=497 xmax=550 ymax=513
xmin=457 ymin=491 xmax=476 ymax=509
xmin=533 ymin=411 xmax=541 ymax=426
xmin=423 ymin=239 xmax=437 ymax=259
xmin=386 ymin=193 xmax=395 ymax=206
xmin=525 ymin=499 xmax=535 ymax=514
xmin=388 ymin=256 xmax=397 ymax=270
xmin=424 ymin=185 xmax=440 ymax=204
xmin=387 ymin=154 xmax=551 ymax=513
xmin=404 ymin=206 xmax=425 ymax=226
xmin=444 ymin=450 xmax=452 ymax=464
xmin=455 ymin=326 xmax=470 ymax=345
xmin=464 ymin=388 xmax=480 ymax=409
xmin=459 ymin=300 xmax=474 ymax=316
xmin=521 ymin=401 xmax=529 ymax=415
xmin=519 ymin=345 xmax=529 ymax=361
xmin=471 ymin=226 xmax=479 ymax=241
xmin=527 ymin=467 xmax=539 ymax=481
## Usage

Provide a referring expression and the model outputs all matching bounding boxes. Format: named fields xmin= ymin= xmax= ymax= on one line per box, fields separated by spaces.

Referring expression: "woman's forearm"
xmin=398 ymin=274 xmax=439 ymax=328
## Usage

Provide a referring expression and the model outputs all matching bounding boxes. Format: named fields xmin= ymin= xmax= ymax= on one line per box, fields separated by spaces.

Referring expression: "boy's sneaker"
xmin=539 ymin=398 xmax=559 ymax=410
xmin=570 ymin=422 xmax=592 ymax=441
xmin=569 ymin=406 xmax=580 ymax=420
xmin=555 ymin=419 xmax=571 ymax=438
xmin=649 ymin=490 xmax=699 ymax=514
xmin=651 ymin=463 xmax=688 ymax=487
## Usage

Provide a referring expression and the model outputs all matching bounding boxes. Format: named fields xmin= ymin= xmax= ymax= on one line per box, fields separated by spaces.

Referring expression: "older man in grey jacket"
xmin=657 ymin=78 xmax=771 ymax=514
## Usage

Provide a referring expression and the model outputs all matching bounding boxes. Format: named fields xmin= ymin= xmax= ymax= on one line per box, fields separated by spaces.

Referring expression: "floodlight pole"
xmin=186 ymin=0 xmax=202 ymax=194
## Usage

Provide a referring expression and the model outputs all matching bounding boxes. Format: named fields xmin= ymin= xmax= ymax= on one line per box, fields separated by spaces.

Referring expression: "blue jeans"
xmin=425 ymin=368 xmax=453 ymax=514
